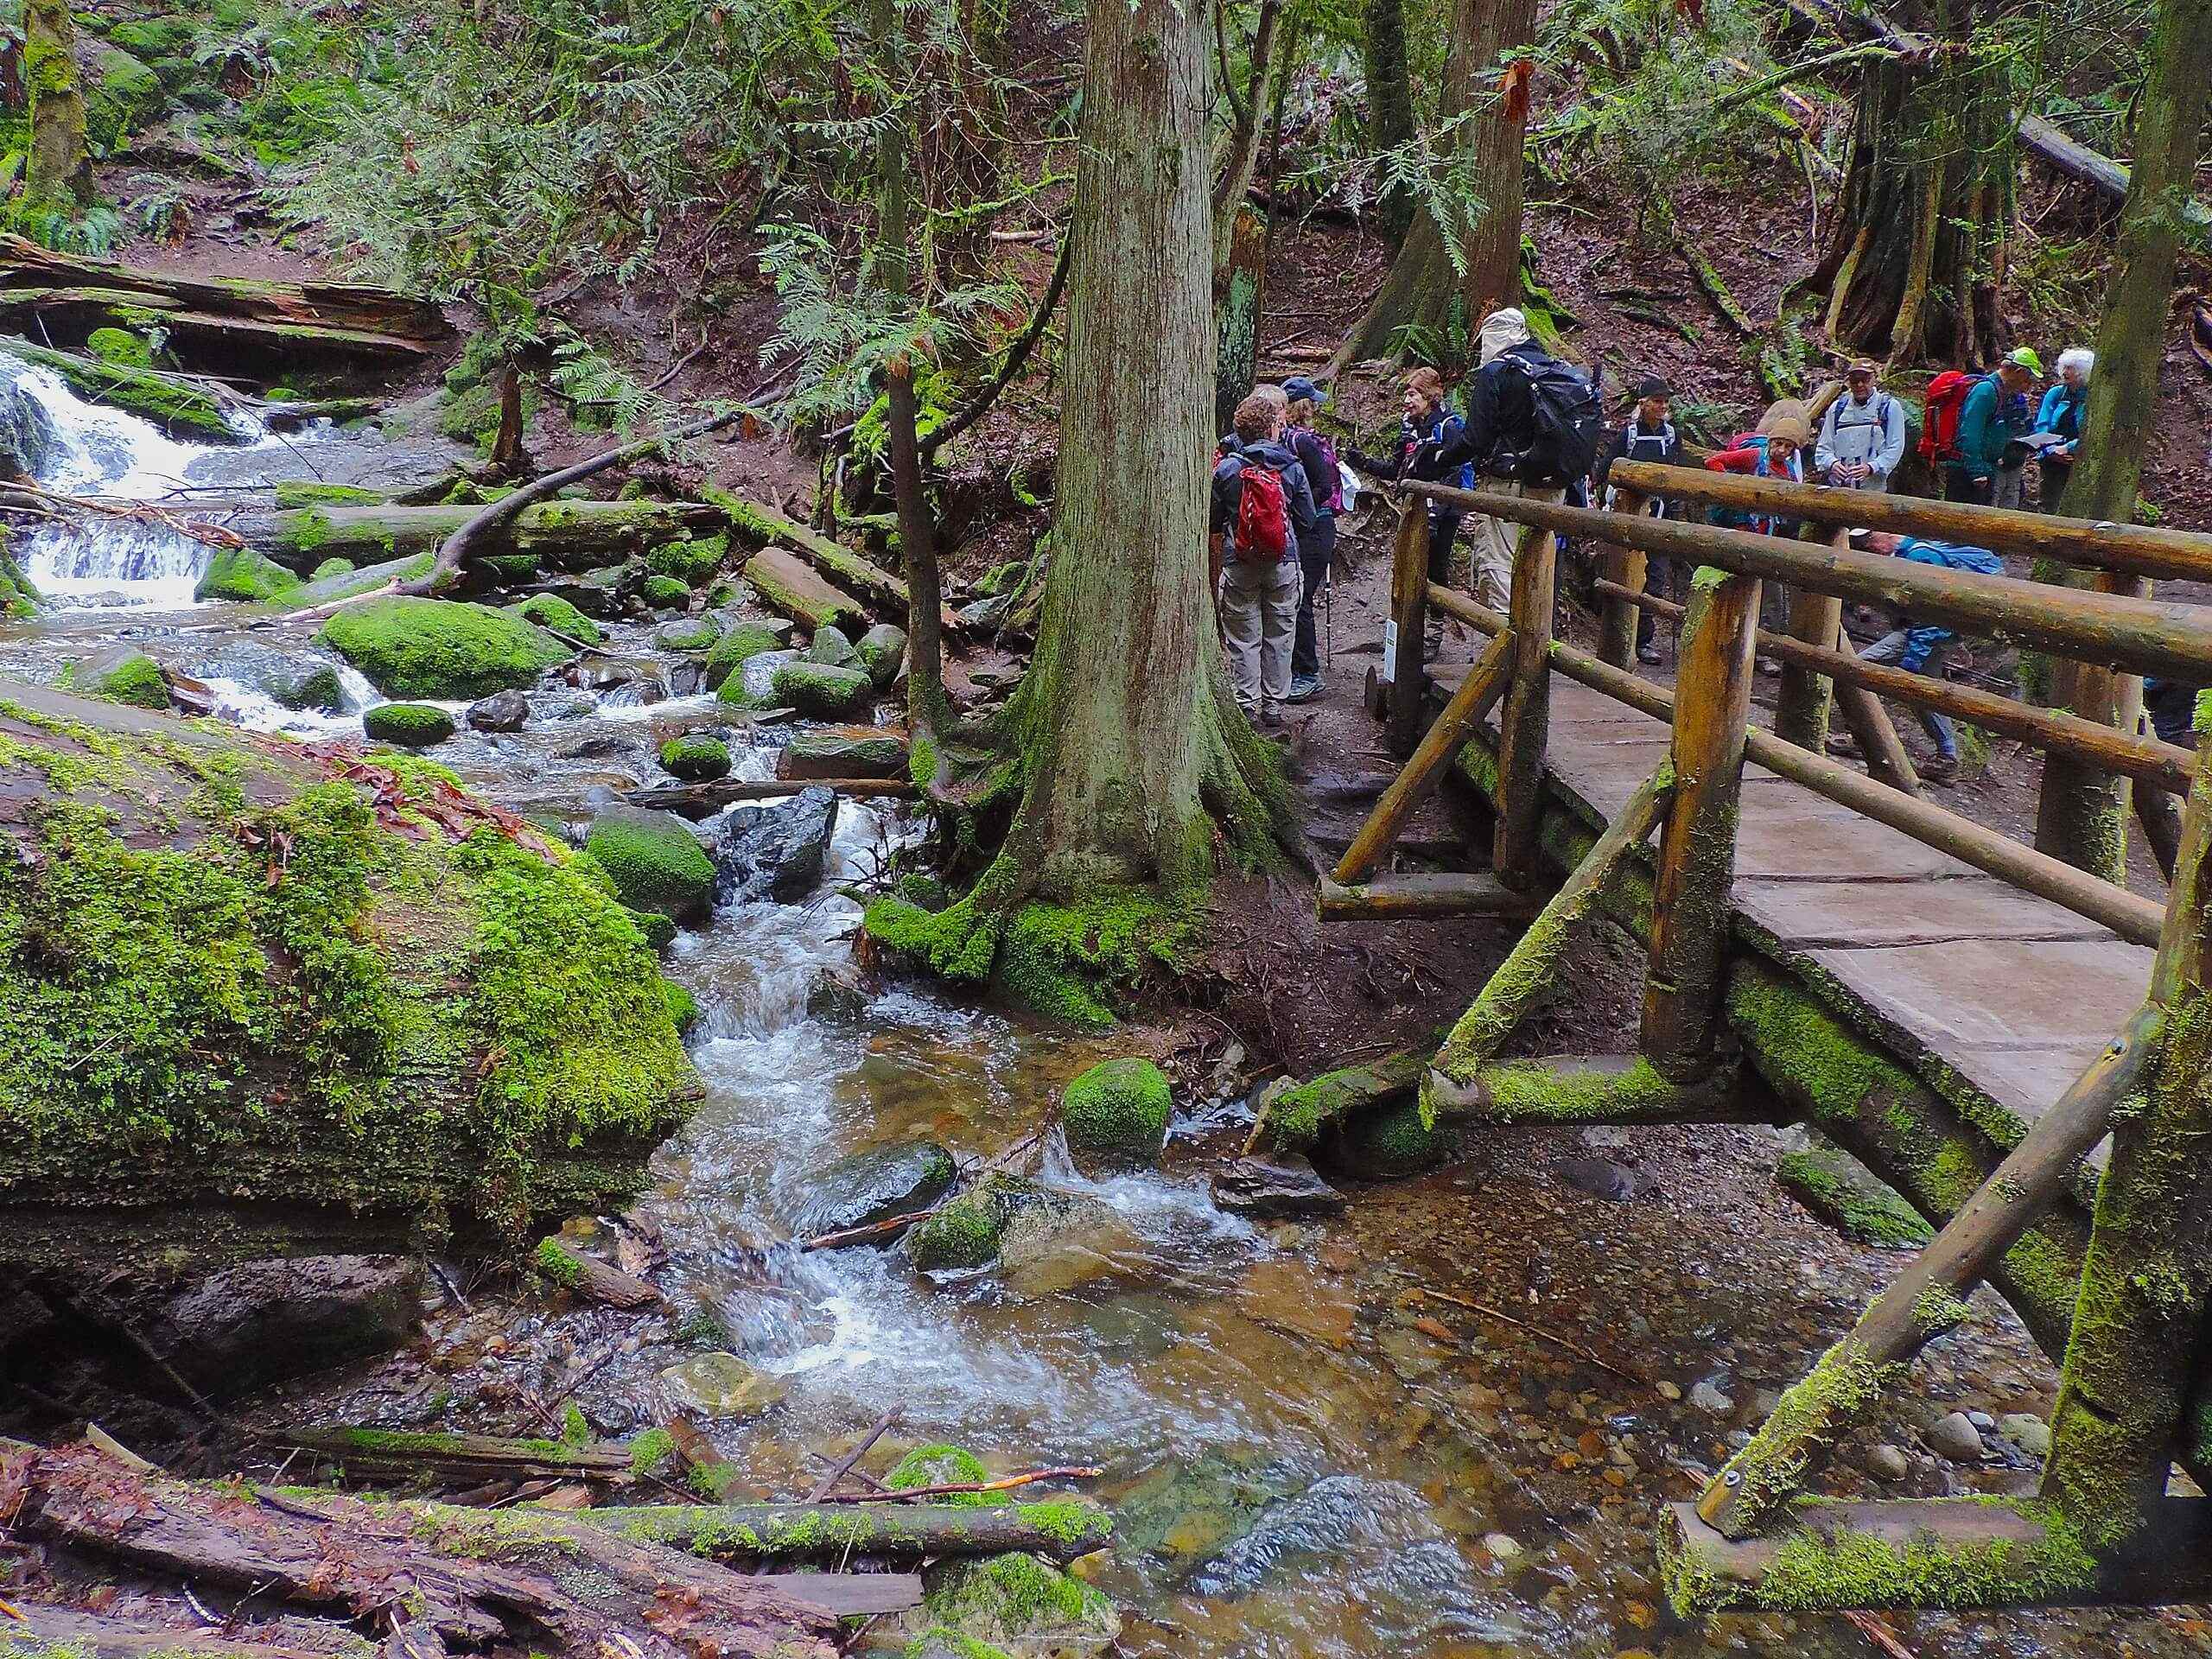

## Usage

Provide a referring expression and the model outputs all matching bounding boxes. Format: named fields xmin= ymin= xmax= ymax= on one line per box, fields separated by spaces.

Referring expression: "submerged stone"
xmin=711 ymin=785 xmax=837 ymax=905
xmin=791 ymin=1140 xmax=957 ymax=1240
xmin=658 ymin=1351 xmax=789 ymax=1420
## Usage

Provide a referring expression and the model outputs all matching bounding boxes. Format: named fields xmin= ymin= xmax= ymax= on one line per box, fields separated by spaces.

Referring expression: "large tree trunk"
xmin=1810 ymin=0 xmax=2012 ymax=365
xmin=2031 ymin=0 xmax=2212 ymax=880
xmin=1363 ymin=0 xmax=1416 ymax=237
xmin=1330 ymin=0 xmax=1537 ymax=372
xmin=23 ymin=1 xmax=92 ymax=209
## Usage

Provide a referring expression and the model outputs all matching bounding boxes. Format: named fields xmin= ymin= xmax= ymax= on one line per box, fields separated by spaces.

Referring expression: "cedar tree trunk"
xmin=1211 ymin=0 xmax=1287 ymax=270
xmin=1363 ymin=0 xmax=1416 ymax=237
xmin=24 ymin=0 xmax=92 ymax=209
xmin=2031 ymin=0 xmax=2212 ymax=880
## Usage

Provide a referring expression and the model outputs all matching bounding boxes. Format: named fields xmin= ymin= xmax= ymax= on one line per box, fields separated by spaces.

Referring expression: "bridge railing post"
xmin=1773 ymin=520 xmax=1845 ymax=748
xmin=1492 ymin=517 xmax=1559 ymax=889
xmin=1642 ymin=565 xmax=1760 ymax=1080
xmin=1383 ymin=496 xmax=1433 ymax=755
xmin=1596 ymin=488 xmax=1647 ymax=671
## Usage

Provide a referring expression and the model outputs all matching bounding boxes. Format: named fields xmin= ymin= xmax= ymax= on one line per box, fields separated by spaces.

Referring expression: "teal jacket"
xmin=1951 ymin=375 xmax=2009 ymax=481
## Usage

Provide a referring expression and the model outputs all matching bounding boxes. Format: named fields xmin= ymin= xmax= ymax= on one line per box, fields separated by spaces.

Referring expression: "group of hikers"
xmin=1209 ymin=304 xmax=2106 ymax=785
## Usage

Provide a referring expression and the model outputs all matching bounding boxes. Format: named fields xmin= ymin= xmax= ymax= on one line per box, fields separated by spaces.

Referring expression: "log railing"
xmin=1341 ymin=470 xmax=2212 ymax=1616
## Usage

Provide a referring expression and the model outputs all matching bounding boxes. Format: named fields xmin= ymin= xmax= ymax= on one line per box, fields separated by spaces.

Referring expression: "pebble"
xmin=1926 ymin=1410 xmax=1986 ymax=1463
xmin=1867 ymin=1443 xmax=1910 ymax=1481
xmin=1966 ymin=1409 xmax=1996 ymax=1430
xmin=1655 ymin=1380 xmax=1682 ymax=1402
xmin=1688 ymin=1381 xmax=1735 ymax=1416
xmin=1481 ymin=1532 xmax=1523 ymax=1561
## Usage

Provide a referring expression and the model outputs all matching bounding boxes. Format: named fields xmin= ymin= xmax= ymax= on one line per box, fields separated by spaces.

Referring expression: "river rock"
xmin=658 ymin=1351 xmax=788 ymax=1420
xmin=909 ymin=1173 xmax=1067 ymax=1273
xmin=194 ymin=545 xmax=301 ymax=604
xmin=1061 ymin=1057 xmax=1172 ymax=1170
xmin=806 ymin=624 xmax=861 ymax=671
xmin=1926 ymin=1411 xmax=1986 ymax=1463
xmin=711 ymin=785 xmax=838 ymax=905
xmin=659 ymin=735 xmax=731 ymax=782
xmin=777 ymin=725 xmax=909 ymax=780
xmin=68 ymin=644 xmax=169 ymax=710
xmin=155 ymin=1255 xmax=423 ymax=1397
xmin=999 ymin=1191 xmax=1135 ymax=1299
xmin=1114 ymin=1450 xmax=1302 ymax=1571
xmin=0 ymin=377 xmax=60 ymax=478
xmin=654 ymin=615 xmax=721 ymax=652
xmin=467 ymin=690 xmax=530 ymax=732
xmin=1555 ymin=1155 xmax=1651 ymax=1202
xmin=586 ymin=804 xmax=717 ymax=922
xmin=1997 ymin=1413 xmax=2052 ymax=1459
xmin=790 ymin=1140 xmax=957 ymax=1240
xmin=769 ymin=660 xmax=874 ymax=719
xmin=319 ymin=597 xmax=573 ymax=700
xmin=702 ymin=619 xmax=794 ymax=690
xmin=1867 ymin=1443 xmax=1911 ymax=1481
xmin=854 ymin=623 xmax=906 ymax=688
xmin=718 ymin=648 xmax=801 ymax=710
xmin=1688 ymin=1381 xmax=1735 ymax=1417
xmin=1209 ymin=1155 xmax=1345 ymax=1218
xmin=362 ymin=702 xmax=455 ymax=747
xmin=921 ymin=1552 xmax=1121 ymax=1659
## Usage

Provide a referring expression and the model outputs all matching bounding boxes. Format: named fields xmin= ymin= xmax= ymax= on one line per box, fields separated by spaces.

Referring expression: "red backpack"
xmin=1230 ymin=454 xmax=1292 ymax=562
xmin=1919 ymin=371 xmax=1980 ymax=466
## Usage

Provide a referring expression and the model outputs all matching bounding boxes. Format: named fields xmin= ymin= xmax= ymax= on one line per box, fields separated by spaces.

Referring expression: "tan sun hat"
xmin=1765 ymin=416 xmax=1812 ymax=449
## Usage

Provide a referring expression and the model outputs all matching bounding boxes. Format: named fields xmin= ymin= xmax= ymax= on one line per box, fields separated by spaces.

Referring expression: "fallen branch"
xmin=534 ymin=1237 xmax=661 ymax=1309
xmin=594 ymin=1497 xmax=1114 ymax=1563
xmin=821 ymin=1466 xmax=1101 ymax=1504
xmin=0 ymin=483 xmax=247 ymax=550
xmin=805 ymin=1408 xmax=902 ymax=1502
xmin=1411 ymin=1288 xmax=1650 ymax=1389
xmin=253 ymin=1427 xmax=635 ymax=1485
xmin=799 ymin=1205 xmax=944 ymax=1251
xmin=1676 ymin=235 xmax=1758 ymax=338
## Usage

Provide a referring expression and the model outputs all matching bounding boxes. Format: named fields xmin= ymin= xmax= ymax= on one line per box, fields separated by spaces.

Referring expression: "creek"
xmin=0 ymin=363 xmax=2177 ymax=1659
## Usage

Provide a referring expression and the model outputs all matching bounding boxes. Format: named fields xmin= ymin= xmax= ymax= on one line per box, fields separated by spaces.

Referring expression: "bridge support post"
xmin=1596 ymin=488 xmax=1647 ymax=671
xmin=1642 ymin=566 xmax=1759 ymax=1080
xmin=1773 ymin=576 xmax=1843 ymax=751
xmin=1493 ymin=520 xmax=1558 ymax=889
xmin=1383 ymin=499 xmax=1433 ymax=754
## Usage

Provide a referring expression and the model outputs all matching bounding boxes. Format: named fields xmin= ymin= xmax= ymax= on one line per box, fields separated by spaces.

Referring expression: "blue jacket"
xmin=2036 ymin=384 xmax=2087 ymax=454
xmin=1893 ymin=537 xmax=2005 ymax=670
xmin=1951 ymin=376 xmax=2010 ymax=480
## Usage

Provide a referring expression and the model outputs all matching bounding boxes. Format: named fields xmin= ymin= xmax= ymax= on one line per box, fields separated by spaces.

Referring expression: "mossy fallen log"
xmin=254 ymin=1426 xmax=639 ymax=1485
xmin=257 ymin=499 xmax=720 ymax=576
xmin=594 ymin=1497 xmax=1115 ymax=1564
xmin=745 ymin=545 xmax=871 ymax=636
xmin=0 ymin=679 xmax=700 ymax=1273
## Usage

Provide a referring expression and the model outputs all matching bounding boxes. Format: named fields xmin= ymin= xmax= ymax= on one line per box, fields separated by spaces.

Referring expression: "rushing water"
xmin=7 ymin=368 xmax=2201 ymax=1659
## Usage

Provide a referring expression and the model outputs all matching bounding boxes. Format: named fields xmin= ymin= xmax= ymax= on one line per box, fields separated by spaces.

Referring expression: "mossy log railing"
xmin=1344 ymin=477 xmax=2212 ymax=1614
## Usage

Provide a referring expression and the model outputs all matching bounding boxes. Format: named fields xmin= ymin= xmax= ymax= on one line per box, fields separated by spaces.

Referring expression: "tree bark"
xmin=1362 ymin=0 xmax=1416 ymax=237
xmin=23 ymin=1 xmax=92 ymax=209
xmin=1809 ymin=0 xmax=2012 ymax=365
xmin=2031 ymin=0 xmax=2212 ymax=880
xmin=1211 ymin=0 xmax=1287 ymax=270
xmin=1331 ymin=0 xmax=1537 ymax=371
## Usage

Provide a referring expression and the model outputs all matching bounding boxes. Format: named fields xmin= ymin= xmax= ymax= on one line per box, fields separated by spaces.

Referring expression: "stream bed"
xmin=3 ymin=364 xmax=2202 ymax=1659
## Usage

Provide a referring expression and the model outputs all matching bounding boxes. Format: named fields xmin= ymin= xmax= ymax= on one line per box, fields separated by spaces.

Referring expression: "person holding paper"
xmin=2033 ymin=347 xmax=2094 ymax=512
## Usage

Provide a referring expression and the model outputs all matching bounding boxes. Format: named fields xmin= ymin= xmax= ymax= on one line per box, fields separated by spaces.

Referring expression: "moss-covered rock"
xmin=769 ymin=660 xmax=874 ymax=720
xmin=194 ymin=545 xmax=302 ymax=604
xmin=84 ymin=41 xmax=167 ymax=152
xmin=716 ymin=649 xmax=799 ymax=710
xmin=702 ymin=620 xmax=793 ymax=691
xmin=107 ymin=17 xmax=199 ymax=61
xmin=779 ymin=726 xmax=909 ymax=780
xmin=643 ymin=574 xmax=692 ymax=611
xmin=922 ymin=1552 xmax=1121 ymax=1658
xmin=1325 ymin=1096 xmax=1462 ymax=1181
xmin=1061 ymin=1058 xmax=1171 ymax=1169
xmin=855 ymin=622 xmax=908 ymax=689
xmin=0 ymin=549 xmax=38 ymax=620
xmin=273 ymin=664 xmax=348 ymax=713
xmin=361 ymin=702 xmax=456 ymax=748
xmin=646 ymin=533 xmax=728 ymax=587
xmin=663 ymin=978 xmax=699 ymax=1035
xmin=309 ymin=557 xmax=357 ymax=583
xmin=887 ymin=1443 xmax=993 ymax=1506
xmin=584 ymin=804 xmax=716 ymax=924
xmin=0 ymin=682 xmax=698 ymax=1273
xmin=75 ymin=649 xmax=169 ymax=710
xmin=319 ymin=598 xmax=573 ymax=700
xmin=504 ymin=593 xmax=602 ymax=646
xmin=0 ymin=340 xmax=237 ymax=442
xmin=86 ymin=326 xmax=152 ymax=369
xmin=653 ymin=616 xmax=721 ymax=653
xmin=808 ymin=625 xmax=861 ymax=671
xmin=658 ymin=735 xmax=730 ymax=783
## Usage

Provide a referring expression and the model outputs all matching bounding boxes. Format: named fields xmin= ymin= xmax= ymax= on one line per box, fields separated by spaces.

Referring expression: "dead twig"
xmin=799 ymin=1205 xmax=944 ymax=1251
xmin=1412 ymin=1288 xmax=1650 ymax=1389
xmin=804 ymin=1408 xmax=902 ymax=1502
xmin=1844 ymin=1611 xmax=1920 ymax=1659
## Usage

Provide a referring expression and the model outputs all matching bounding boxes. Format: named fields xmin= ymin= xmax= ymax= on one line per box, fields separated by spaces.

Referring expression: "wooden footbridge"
xmin=1292 ymin=467 xmax=2212 ymax=1615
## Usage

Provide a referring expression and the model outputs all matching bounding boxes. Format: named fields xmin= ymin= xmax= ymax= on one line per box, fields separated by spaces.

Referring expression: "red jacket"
xmin=1706 ymin=442 xmax=1802 ymax=535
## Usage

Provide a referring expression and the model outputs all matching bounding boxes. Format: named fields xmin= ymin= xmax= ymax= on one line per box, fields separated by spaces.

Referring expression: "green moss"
xmin=1329 ymin=1094 xmax=1458 ymax=1179
xmin=995 ymin=887 xmax=1193 ymax=1027
xmin=1061 ymin=1057 xmax=1171 ymax=1166
xmin=1256 ymin=1052 xmax=1427 ymax=1153
xmin=1776 ymin=1152 xmax=1935 ymax=1249
xmin=504 ymin=593 xmax=601 ymax=645
xmin=904 ymin=1629 xmax=1015 ymax=1659
xmin=907 ymin=1183 xmax=1005 ymax=1272
xmin=310 ymin=557 xmax=357 ymax=582
xmin=1912 ymin=1285 xmax=1974 ymax=1336
xmin=1702 ymin=1338 xmax=1905 ymax=1540
xmin=654 ymin=614 xmax=721 ymax=652
xmin=560 ymin=1402 xmax=591 ymax=1446
xmin=767 ymin=660 xmax=874 ymax=719
xmin=361 ymin=702 xmax=456 ymax=749
xmin=662 ymin=978 xmax=699 ymax=1034
xmin=643 ymin=574 xmax=691 ymax=610
xmin=703 ymin=621 xmax=791 ymax=691
xmin=646 ymin=533 xmax=728 ymax=587
xmin=320 ymin=598 xmax=573 ymax=699
xmin=628 ymin=1426 xmax=677 ymax=1474
xmin=631 ymin=907 xmax=677 ymax=952
xmin=0 ymin=340 xmax=236 ymax=442
xmin=85 ymin=651 xmax=168 ymax=709
xmin=194 ymin=546 xmax=303 ymax=605
xmin=922 ymin=1551 xmax=1116 ymax=1651
xmin=583 ymin=810 xmax=716 ymax=922
xmin=86 ymin=325 xmax=150 ymax=367
xmin=658 ymin=735 xmax=730 ymax=783
xmin=276 ymin=481 xmax=385 ymax=508
xmin=887 ymin=1443 xmax=994 ymax=1506
xmin=1453 ymin=1055 xmax=1682 ymax=1127
xmin=534 ymin=1236 xmax=585 ymax=1287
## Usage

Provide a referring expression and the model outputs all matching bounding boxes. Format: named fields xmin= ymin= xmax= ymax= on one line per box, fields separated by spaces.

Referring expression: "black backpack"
xmin=1510 ymin=353 xmax=1603 ymax=487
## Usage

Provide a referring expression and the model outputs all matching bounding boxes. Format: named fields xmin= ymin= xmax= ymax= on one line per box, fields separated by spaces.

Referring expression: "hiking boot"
xmin=1922 ymin=752 xmax=1959 ymax=785
xmin=1287 ymin=673 xmax=1324 ymax=703
xmin=1637 ymin=643 xmax=1662 ymax=665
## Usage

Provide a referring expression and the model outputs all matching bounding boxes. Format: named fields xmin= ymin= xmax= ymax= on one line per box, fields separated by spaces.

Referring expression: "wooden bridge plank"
xmin=1735 ymin=875 xmax=2120 ymax=949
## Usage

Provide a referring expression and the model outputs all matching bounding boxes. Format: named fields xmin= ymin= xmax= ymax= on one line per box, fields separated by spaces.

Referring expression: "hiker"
xmin=1941 ymin=348 xmax=2043 ymax=505
xmin=1344 ymin=365 xmax=1468 ymax=658
xmin=2145 ymin=677 xmax=2199 ymax=748
xmin=1281 ymin=376 xmax=1343 ymax=703
xmin=1704 ymin=414 xmax=1807 ymax=522
xmin=1826 ymin=531 xmax=2005 ymax=785
xmin=2034 ymin=347 xmax=2093 ymax=512
xmin=1211 ymin=392 xmax=1319 ymax=727
xmin=1427 ymin=306 xmax=1601 ymax=613
xmin=1596 ymin=376 xmax=1687 ymax=664
xmin=1815 ymin=360 xmax=1905 ymax=492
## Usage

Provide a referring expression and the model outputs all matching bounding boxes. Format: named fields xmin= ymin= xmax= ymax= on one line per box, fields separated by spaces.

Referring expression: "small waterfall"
xmin=3 ymin=354 xmax=257 ymax=610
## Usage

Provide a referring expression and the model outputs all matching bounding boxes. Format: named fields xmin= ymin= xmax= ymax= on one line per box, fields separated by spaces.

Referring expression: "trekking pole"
xmin=1324 ymin=574 xmax=1334 ymax=671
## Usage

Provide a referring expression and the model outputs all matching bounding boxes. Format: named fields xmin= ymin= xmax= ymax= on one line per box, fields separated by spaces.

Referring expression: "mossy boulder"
xmin=654 ymin=616 xmax=721 ymax=653
xmin=107 ymin=17 xmax=199 ymax=61
xmin=309 ymin=557 xmax=357 ymax=583
xmin=84 ymin=42 xmax=168 ymax=152
xmin=273 ymin=664 xmax=348 ymax=713
xmin=905 ymin=1173 xmax=1112 ymax=1281
xmin=1325 ymin=1096 xmax=1463 ymax=1181
xmin=922 ymin=1552 xmax=1122 ymax=1658
xmin=779 ymin=726 xmax=909 ymax=781
xmin=73 ymin=648 xmax=169 ymax=710
xmin=807 ymin=625 xmax=861 ymax=671
xmin=855 ymin=622 xmax=908 ymax=689
xmin=361 ymin=702 xmax=457 ymax=748
xmin=716 ymin=649 xmax=799 ymax=710
xmin=1061 ymin=1058 xmax=1172 ymax=1169
xmin=657 ymin=1351 xmax=789 ymax=1421
xmin=505 ymin=593 xmax=602 ymax=646
xmin=194 ymin=545 xmax=302 ymax=605
xmin=769 ymin=661 xmax=873 ymax=720
xmin=584 ymin=804 xmax=716 ymax=924
xmin=0 ymin=681 xmax=698 ymax=1274
xmin=795 ymin=1141 xmax=957 ymax=1241
xmin=643 ymin=574 xmax=692 ymax=611
xmin=887 ymin=1443 xmax=992 ymax=1505
xmin=86 ymin=327 xmax=153 ymax=369
xmin=702 ymin=620 xmax=793 ymax=691
xmin=646 ymin=533 xmax=728 ymax=587
xmin=658 ymin=735 xmax=731 ymax=783
xmin=319 ymin=598 xmax=573 ymax=700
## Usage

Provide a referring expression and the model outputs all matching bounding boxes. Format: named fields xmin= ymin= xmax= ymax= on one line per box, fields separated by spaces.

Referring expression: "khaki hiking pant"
xmin=1471 ymin=480 xmax=1567 ymax=613
xmin=1221 ymin=556 xmax=1302 ymax=717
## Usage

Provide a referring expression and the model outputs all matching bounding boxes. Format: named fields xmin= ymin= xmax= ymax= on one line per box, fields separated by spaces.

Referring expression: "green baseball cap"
xmin=2005 ymin=346 xmax=2045 ymax=377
